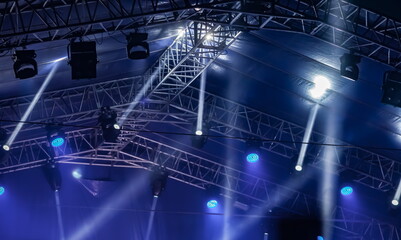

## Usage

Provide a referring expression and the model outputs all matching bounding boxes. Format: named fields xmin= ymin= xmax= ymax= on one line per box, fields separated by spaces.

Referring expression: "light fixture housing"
xmin=151 ymin=167 xmax=168 ymax=197
xmin=68 ymin=41 xmax=98 ymax=79
xmin=126 ymin=33 xmax=150 ymax=59
xmin=46 ymin=123 xmax=66 ymax=148
xmin=340 ymin=53 xmax=361 ymax=81
xmin=44 ymin=160 xmax=62 ymax=192
xmin=381 ymin=71 xmax=401 ymax=107
xmin=13 ymin=50 xmax=38 ymax=79
xmin=99 ymin=107 xmax=121 ymax=142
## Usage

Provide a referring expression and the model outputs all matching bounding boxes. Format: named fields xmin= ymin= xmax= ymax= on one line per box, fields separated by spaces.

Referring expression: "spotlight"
xmin=340 ymin=52 xmax=361 ymax=81
xmin=205 ymin=34 xmax=213 ymax=40
xmin=46 ymin=123 xmax=65 ymax=148
xmin=340 ymin=186 xmax=353 ymax=196
xmin=126 ymin=33 xmax=150 ymax=59
xmin=44 ymin=160 xmax=61 ymax=192
xmin=391 ymin=178 xmax=401 ymax=207
xmin=68 ymin=41 xmax=97 ymax=79
xmin=12 ymin=50 xmax=38 ymax=79
xmin=295 ymin=165 xmax=303 ymax=171
xmin=98 ymin=107 xmax=121 ymax=142
xmin=317 ymin=236 xmax=325 ymax=240
xmin=309 ymin=75 xmax=331 ymax=99
xmin=151 ymin=167 xmax=168 ymax=198
xmin=245 ymin=140 xmax=261 ymax=163
xmin=207 ymin=199 xmax=218 ymax=208
xmin=0 ymin=128 xmax=9 ymax=151
xmin=192 ymin=122 xmax=209 ymax=148
xmin=381 ymin=71 xmax=401 ymax=107
xmin=0 ymin=186 xmax=4 ymax=196
xmin=392 ymin=199 xmax=399 ymax=206
xmin=246 ymin=153 xmax=259 ymax=163
xmin=72 ymin=169 xmax=82 ymax=179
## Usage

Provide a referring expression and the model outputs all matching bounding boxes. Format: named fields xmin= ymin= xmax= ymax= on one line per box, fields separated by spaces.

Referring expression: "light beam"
xmin=196 ymin=71 xmax=207 ymax=136
xmin=295 ymin=104 xmax=319 ymax=171
xmin=144 ymin=197 xmax=159 ymax=240
xmin=6 ymin=62 xmax=60 ymax=148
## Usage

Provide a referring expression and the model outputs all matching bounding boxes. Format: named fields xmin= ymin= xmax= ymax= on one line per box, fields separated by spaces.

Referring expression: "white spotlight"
xmin=195 ymin=130 xmax=203 ymax=136
xmin=205 ymin=34 xmax=213 ymax=40
xmin=295 ymin=165 xmax=303 ymax=171
xmin=392 ymin=199 xmax=399 ymax=206
xmin=113 ymin=124 xmax=121 ymax=130
xmin=72 ymin=170 xmax=82 ymax=179
xmin=2 ymin=145 xmax=10 ymax=151
xmin=51 ymin=56 xmax=67 ymax=63
xmin=392 ymin=178 xmax=401 ymax=207
xmin=309 ymin=75 xmax=331 ymax=99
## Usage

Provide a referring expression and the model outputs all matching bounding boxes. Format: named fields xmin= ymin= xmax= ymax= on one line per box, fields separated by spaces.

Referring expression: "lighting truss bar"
xmin=2 ymin=0 xmax=401 ymax=69
xmin=0 ymin=76 xmax=400 ymax=192
xmin=1 ymin=128 xmax=400 ymax=239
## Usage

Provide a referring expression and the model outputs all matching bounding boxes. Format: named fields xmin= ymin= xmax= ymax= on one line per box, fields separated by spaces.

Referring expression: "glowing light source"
xmin=113 ymin=124 xmax=121 ymax=130
xmin=205 ymin=34 xmax=213 ymax=40
xmin=178 ymin=29 xmax=185 ymax=37
xmin=295 ymin=165 xmax=303 ymax=171
xmin=195 ymin=130 xmax=203 ymax=136
xmin=0 ymin=186 xmax=4 ymax=195
xmin=207 ymin=199 xmax=218 ymax=208
xmin=392 ymin=178 xmax=401 ymax=207
xmin=2 ymin=145 xmax=9 ymax=151
xmin=309 ymin=75 xmax=331 ymax=99
xmin=341 ymin=186 xmax=353 ymax=196
xmin=246 ymin=153 xmax=259 ymax=163
xmin=51 ymin=137 xmax=65 ymax=147
xmin=317 ymin=236 xmax=324 ymax=240
xmin=51 ymin=56 xmax=67 ymax=63
xmin=72 ymin=170 xmax=82 ymax=179
xmin=392 ymin=199 xmax=399 ymax=206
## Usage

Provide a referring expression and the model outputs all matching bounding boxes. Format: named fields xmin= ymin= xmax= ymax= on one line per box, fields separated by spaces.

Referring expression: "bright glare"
xmin=72 ymin=170 xmax=82 ymax=179
xmin=195 ymin=130 xmax=203 ymax=136
xmin=309 ymin=75 xmax=331 ymax=99
xmin=295 ymin=165 xmax=303 ymax=171
xmin=113 ymin=124 xmax=120 ymax=130
xmin=317 ymin=236 xmax=325 ymax=240
xmin=51 ymin=56 xmax=67 ymax=63
xmin=246 ymin=153 xmax=259 ymax=163
xmin=392 ymin=199 xmax=399 ymax=206
xmin=341 ymin=186 xmax=353 ymax=196
xmin=51 ymin=137 xmax=65 ymax=147
xmin=177 ymin=29 xmax=185 ymax=37
xmin=207 ymin=199 xmax=218 ymax=208
xmin=205 ymin=34 xmax=213 ymax=40
xmin=0 ymin=186 xmax=4 ymax=195
xmin=2 ymin=145 xmax=10 ymax=151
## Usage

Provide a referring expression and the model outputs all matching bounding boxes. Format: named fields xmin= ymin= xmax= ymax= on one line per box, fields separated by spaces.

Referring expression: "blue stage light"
xmin=0 ymin=186 xmax=5 ymax=195
xmin=72 ymin=170 xmax=82 ymax=179
xmin=207 ymin=200 xmax=218 ymax=208
xmin=51 ymin=137 xmax=65 ymax=147
xmin=246 ymin=153 xmax=259 ymax=163
xmin=341 ymin=186 xmax=353 ymax=196
xmin=317 ymin=236 xmax=324 ymax=240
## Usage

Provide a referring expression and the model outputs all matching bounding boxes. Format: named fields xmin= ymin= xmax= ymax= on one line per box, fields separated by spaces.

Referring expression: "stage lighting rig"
xmin=340 ymin=52 xmax=361 ymax=81
xmin=46 ymin=123 xmax=65 ymax=148
xmin=126 ymin=32 xmax=150 ymax=59
xmin=245 ymin=140 xmax=261 ymax=163
xmin=191 ymin=122 xmax=210 ymax=149
xmin=98 ymin=107 xmax=121 ymax=142
xmin=381 ymin=71 xmax=401 ymax=107
xmin=151 ymin=167 xmax=168 ymax=198
xmin=44 ymin=159 xmax=62 ymax=192
xmin=68 ymin=41 xmax=98 ymax=79
xmin=13 ymin=50 xmax=38 ymax=79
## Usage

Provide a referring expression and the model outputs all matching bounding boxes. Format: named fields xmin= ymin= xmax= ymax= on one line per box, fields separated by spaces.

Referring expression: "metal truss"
xmin=1 ymin=125 xmax=400 ymax=239
xmin=2 ymin=0 xmax=401 ymax=69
